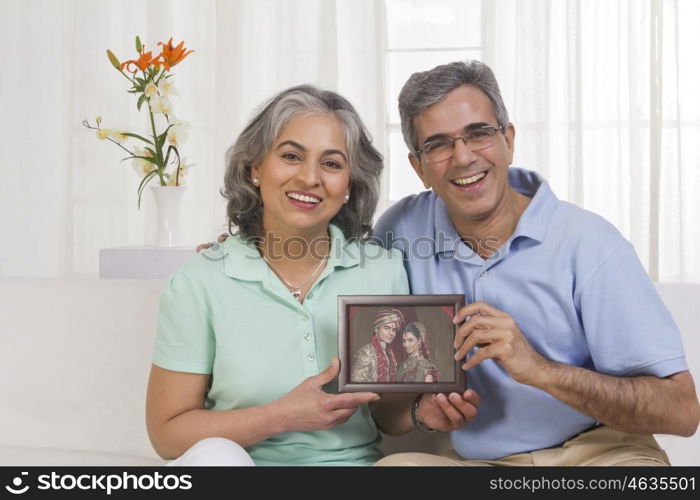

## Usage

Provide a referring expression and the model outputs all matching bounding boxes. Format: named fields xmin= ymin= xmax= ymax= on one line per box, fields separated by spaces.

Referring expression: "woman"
xmin=396 ymin=322 xmax=440 ymax=383
xmin=146 ymin=85 xmax=408 ymax=466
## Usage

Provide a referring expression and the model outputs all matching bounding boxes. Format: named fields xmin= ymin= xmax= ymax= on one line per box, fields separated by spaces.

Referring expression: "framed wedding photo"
xmin=338 ymin=294 xmax=466 ymax=393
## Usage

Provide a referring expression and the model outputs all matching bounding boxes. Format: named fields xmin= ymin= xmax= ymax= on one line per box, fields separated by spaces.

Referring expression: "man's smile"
xmin=452 ymin=171 xmax=487 ymax=186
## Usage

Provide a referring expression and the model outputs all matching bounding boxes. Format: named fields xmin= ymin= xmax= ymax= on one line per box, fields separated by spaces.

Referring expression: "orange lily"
xmin=155 ymin=38 xmax=194 ymax=71
xmin=120 ymin=50 xmax=155 ymax=73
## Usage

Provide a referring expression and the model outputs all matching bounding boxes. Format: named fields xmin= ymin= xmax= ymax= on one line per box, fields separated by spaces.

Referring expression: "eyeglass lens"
xmin=422 ymin=127 xmax=498 ymax=163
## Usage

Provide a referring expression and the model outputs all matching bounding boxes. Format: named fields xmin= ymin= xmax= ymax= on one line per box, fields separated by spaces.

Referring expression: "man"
xmin=351 ymin=308 xmax=403 ymax=383
xmin=370 ymin=60 xmax=700 ymax=466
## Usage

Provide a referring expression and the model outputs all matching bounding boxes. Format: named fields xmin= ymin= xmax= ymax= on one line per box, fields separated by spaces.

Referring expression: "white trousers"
xmin=168 ymin=437 xmax=255 ymax=466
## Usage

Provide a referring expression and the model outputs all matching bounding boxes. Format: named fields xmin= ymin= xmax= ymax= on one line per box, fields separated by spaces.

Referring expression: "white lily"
xmin=165 ymin=158 xmax=193 ymax=186
xmin=179 ymin=157 xmax=194 ymax=173
xmin=150 ymin=95 xmax=172 ymax=115
xmin=158 ymin=78 xmax=178 ymax=96
xmin=144 ymin=82 xmax=158 ymax=97
xmin=166 ymin=120 xmax=189 ymax=146
xmin=108 ymin=128 xmax=129 ymax=143
xmin=131 ymin=147 xmax=156 ymax=178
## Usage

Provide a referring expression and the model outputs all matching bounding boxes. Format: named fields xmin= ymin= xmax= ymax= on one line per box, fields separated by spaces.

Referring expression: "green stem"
xmin=175 ymin=153 xmax=181 ymax=186
xmin=118 ymin=69 xmax=135 ymax=85
xmin=107 ymin=136 xmax=136 ymax=157
xmin=146 ymin=102 xmax=166 ymax=185
xmin=154 ymin=67 xmax=167 ymax=85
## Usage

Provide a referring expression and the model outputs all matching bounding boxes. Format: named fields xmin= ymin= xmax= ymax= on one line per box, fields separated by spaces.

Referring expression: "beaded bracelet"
xmin=410 ymin=394 xmax=435 ymax=433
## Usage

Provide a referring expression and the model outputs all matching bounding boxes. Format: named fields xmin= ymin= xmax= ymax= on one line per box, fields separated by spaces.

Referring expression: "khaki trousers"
xmin=375 ymin=426 xmax=670 ymax=466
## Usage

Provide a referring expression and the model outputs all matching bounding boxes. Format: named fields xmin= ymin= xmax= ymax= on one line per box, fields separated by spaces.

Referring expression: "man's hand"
xmin=453 ymin=301 xmax=549 ymax=386
xmin=274 ymin=357 xmax=379 ymax=432
xmin=195 ymin=233 xmax=228 ymax=253
xmin=418 ymin=390 xmax=480 ymax=432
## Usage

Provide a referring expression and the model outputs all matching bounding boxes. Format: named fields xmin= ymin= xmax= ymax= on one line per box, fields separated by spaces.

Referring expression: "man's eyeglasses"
xmin=416 ymin=124 xmax=505 ymax=164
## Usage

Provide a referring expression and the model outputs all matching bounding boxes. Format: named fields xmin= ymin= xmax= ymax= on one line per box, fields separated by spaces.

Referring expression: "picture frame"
xmin=338 ymin=294 xmax=466 ymax=393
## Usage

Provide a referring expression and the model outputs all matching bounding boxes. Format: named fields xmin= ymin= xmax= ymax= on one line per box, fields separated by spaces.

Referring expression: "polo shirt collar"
xmin=222 ymin=223 xmax=358 ymax=282
xmin=508 ymin=167 xmax=558 ymax=244
xmin=434 ymin=167 xmax=558 ymax=255
xmin=327 ymin=223 xmax=362 ymax=270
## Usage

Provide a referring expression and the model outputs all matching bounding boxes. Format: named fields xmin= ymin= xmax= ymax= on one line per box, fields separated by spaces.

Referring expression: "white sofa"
xmin=0 ymin=278 xmax=697 ymax=465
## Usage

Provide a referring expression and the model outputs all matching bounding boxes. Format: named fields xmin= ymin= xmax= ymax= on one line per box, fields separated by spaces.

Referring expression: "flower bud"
xmin=106 ymin=49 xmax=121 ymax=70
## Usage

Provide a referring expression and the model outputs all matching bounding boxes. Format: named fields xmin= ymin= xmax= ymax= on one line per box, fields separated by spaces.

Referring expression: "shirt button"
xmin=304 ymin=333 xmax=312 ymax=341
xmin=480 ymin=270 xmax=488 ymax=278
xmin=302 ymin=314 xmax=310 ymax=321
xmin=307 ymin=354 xmax=315 ymax=361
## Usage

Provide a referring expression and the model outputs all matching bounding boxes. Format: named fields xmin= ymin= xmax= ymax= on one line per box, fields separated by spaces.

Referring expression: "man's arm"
xmin=541 ymin=366 xmax=699 ymax=436
xmin=454 ymin=301 xmax=700 ymax=437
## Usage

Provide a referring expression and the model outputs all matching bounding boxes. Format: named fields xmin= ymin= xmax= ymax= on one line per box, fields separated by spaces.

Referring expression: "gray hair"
xmin=398 ymin=59 xmax=510 ymax=153
xmin=222 ymin=85 xmax=383 ymax=240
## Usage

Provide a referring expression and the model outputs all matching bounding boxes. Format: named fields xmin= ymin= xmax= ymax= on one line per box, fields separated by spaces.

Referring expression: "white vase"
xmin=150 ymin=185 xmax=186 ymax=247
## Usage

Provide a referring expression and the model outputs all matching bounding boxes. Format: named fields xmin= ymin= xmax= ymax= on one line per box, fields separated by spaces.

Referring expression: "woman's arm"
xmin=146 ymin=365 xmax=285 ymax=459
xmin=146 ymin=358 xmax=380 ymax=460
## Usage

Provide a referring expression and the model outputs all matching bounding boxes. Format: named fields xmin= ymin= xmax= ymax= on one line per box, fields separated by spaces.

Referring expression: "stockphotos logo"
xmin=3 ymin=471 xmax=193 ymax=496
xmin=4 ymin=472 xmax=29 ymax=495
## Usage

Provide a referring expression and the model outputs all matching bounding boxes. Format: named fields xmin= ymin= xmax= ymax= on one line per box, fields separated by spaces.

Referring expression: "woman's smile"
xmin=286 ymin=190 xmax=323 ymax=210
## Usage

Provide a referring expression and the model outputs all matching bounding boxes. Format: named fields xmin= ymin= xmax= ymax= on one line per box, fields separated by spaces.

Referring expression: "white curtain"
xmin=0 ymin=0 xmax=383 ymax=277
xmin=482 ymin=0 xmax=700 ymax=282
xmin=1 ymin=0 xmax=698 ymax=282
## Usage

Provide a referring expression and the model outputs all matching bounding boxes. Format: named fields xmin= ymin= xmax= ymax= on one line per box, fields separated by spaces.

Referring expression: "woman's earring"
xmin=252 ymin=177 xmax=260 ymax=187
xmin=344 ymin=192 xmax=350 ymax=203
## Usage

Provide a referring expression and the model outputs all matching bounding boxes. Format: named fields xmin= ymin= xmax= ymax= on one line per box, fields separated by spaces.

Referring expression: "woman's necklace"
xmin=261 ymin=252 xmax=328 ymax=301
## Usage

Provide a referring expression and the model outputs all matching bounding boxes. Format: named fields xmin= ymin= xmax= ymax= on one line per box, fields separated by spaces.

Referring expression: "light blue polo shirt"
xmin=153 ymin=224 xmax=409 ymax=466
xmin=374 ymin=167 xmax=688 ymax=460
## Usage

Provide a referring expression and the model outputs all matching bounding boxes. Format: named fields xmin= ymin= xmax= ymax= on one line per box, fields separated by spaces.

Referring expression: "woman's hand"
xmin=274 ymin=357 xmax=379 ymax=432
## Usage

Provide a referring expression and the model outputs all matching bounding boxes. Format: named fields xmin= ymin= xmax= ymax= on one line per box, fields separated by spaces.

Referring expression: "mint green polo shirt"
xmin=153 ymin=224 xmax=409 ymax=466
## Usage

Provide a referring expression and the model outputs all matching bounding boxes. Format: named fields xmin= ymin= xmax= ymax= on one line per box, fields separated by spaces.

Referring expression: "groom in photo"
xmin=350 ymin=309 xmax=404 ymax=383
